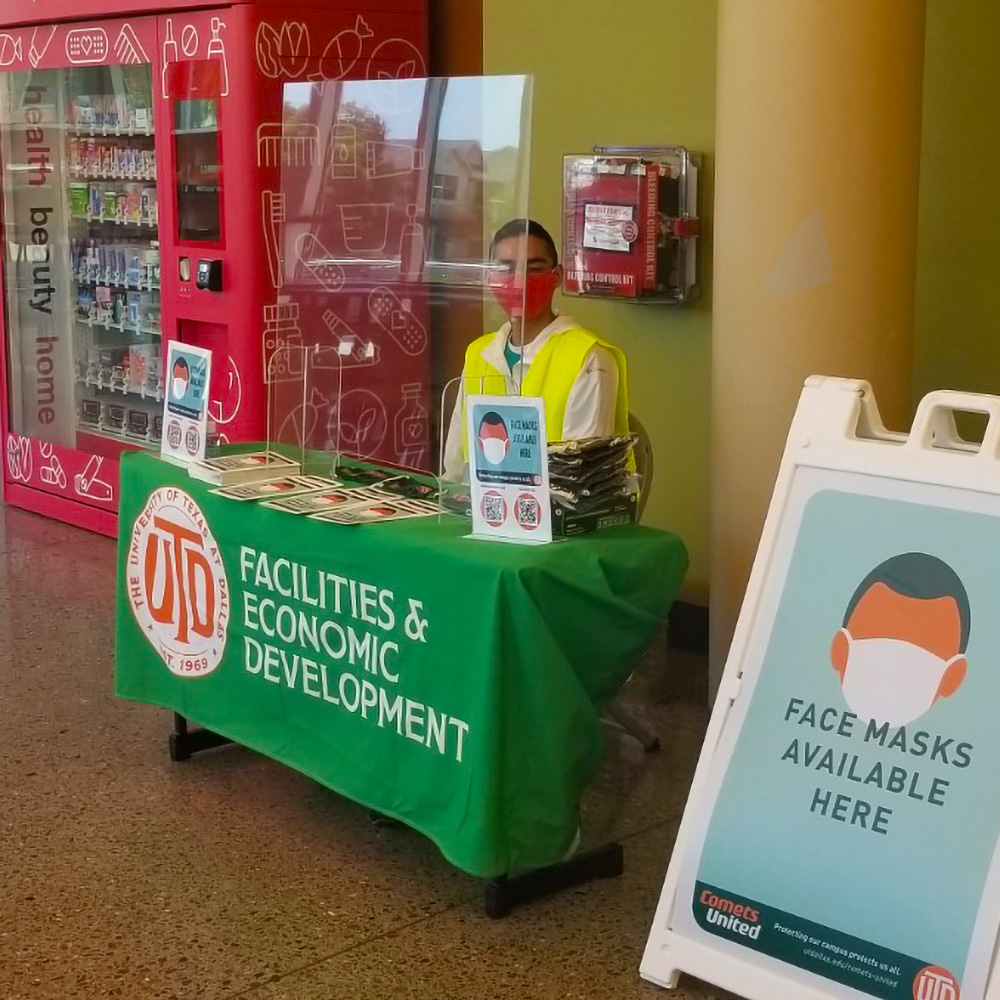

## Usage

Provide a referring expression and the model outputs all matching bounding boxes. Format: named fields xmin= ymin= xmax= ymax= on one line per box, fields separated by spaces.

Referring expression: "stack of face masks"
xmin=548 ymin=434 xmax=638 ymax=513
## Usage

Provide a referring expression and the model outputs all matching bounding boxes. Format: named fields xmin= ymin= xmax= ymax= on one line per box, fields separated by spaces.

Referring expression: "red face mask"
xmin=490 ymin=269 xmax=559 ymax=320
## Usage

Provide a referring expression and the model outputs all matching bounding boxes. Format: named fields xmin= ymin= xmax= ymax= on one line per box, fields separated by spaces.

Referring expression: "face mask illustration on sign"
xmin=839 ymin=631 xmax=963 ymax=728
xmin=480 ymin=437 xmax=508 ymax=466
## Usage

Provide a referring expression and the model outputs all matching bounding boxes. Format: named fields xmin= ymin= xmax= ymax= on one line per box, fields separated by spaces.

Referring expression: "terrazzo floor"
xmin=0 ymin=503 xmax=739 ymax=1000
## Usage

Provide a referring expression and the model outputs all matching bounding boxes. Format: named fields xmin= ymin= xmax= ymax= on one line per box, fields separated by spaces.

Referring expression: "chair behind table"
xmin=629 ymin=413 xmax=654 ymax=522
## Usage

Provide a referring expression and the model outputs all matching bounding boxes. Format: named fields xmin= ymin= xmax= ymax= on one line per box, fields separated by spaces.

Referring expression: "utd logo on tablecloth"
xmin=127 ymin=487 xmax=229 ymax=676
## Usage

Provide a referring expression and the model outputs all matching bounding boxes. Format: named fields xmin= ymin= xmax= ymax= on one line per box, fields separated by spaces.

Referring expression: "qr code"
xmin=484 ymin=494 xmax=506 ymax=523
xmin=516 ymin=498 xmax=538 ymax=526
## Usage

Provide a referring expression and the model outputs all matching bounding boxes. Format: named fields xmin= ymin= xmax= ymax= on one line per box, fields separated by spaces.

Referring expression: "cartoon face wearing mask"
xmin=477 ymin=411 xmax=509 ymax=466
xmin=831 ymin=553 xmax=970 ymax=728
xmin=171 ymin=357 xmax=190 ymax=401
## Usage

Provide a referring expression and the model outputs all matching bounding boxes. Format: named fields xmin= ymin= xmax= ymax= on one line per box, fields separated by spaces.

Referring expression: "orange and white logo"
xmin=127 ymin=487 xmax=229 ymax=677
xmin=914 ymin=966 xmax=960 ymax=1000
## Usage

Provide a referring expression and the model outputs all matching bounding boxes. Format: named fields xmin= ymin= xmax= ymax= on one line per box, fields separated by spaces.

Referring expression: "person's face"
xmin=490 ymin=234 xmax=562 ymax=320
xmin=831 ymin=582 xmax=967 ymax=703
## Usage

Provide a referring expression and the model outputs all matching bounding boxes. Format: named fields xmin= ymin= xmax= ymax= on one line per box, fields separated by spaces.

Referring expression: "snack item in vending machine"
xmin=125 ymin=183 xmax=142 ymax=224
xmin=80 ymin=399 xmax=102 ymax=428
xmin=141 ymin=186 xmax=157 ymax=225
xmin=74 ymin=95 xmax=95 ymax=128
xmin=144 ymin=246 xmax=160 ymax=286
xmin=127 ymin=291 xmax=141 ymax=329
xmin=102 ymin=186 xmax=118 ymax=220
xmin=70 ymin=182 xmax=89 ymax=216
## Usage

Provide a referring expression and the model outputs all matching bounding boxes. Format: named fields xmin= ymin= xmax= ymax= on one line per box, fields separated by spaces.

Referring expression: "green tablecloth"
xmin=114 ymin=452 xmax=688 ymax=877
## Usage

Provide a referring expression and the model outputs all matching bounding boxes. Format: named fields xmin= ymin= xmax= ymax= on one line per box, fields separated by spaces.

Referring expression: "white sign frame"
xmin=161 ymin=342 xmax=212 ymax=465
xmin=466 ymin=393 xmax=551 ymax=544
xmin=642 ymin=376 xmax=1000 ymax=1000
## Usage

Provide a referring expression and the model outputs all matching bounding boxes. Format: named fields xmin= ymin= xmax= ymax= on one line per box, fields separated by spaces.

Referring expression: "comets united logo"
xmin=127 ymin=487 xmax=230 ymax=677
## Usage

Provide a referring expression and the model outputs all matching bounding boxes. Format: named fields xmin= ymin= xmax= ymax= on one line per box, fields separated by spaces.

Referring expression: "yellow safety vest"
xmin=460 ymin=326 xmax=631 ymax=459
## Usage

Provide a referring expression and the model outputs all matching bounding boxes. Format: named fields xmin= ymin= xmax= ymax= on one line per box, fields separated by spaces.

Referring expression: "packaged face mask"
xmin=336 ymin=464 xmax=393 ymax=486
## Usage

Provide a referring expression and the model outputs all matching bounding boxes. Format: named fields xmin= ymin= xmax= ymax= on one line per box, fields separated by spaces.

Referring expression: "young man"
xmin=442 ymin=219 xmax=629 ymax=482
xmin=831 ymin=552 xmax=970 ymax=728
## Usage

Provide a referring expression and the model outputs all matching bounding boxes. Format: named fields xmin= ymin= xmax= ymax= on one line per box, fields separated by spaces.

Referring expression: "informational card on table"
xmin=211 ymin=475 xmax=337 ymax=502
xmin=161 ymin=342 xmax=211 ymax=465
xmin=262 ymin=487 xmax=394 ymax=517
xmin=466 ymin=394 xmax=551 ymax=543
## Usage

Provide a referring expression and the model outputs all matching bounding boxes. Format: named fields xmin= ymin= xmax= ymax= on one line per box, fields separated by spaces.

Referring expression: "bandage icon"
xmin=368 ymin=287 xmax=427 ymax=357
xmin=295 ymin=233 xmax=345 ymax=292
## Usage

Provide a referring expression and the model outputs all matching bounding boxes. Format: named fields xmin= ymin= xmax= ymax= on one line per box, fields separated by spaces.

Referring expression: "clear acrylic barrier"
xmin=278 ymin=75 xmax=533 ymax=495
xmin=266 ymin=342 xmax=342 ymax=478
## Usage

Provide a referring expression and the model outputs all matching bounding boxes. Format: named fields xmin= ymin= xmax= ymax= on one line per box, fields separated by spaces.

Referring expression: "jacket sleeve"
xmin=561 ymin=345 xmax=620 ymax=440
xmin=442 ymin=379 xmax=469 ymax=483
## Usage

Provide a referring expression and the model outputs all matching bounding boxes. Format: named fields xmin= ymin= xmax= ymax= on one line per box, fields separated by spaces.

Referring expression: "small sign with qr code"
xmin=467 ymin=394 xmax=551 ymax=544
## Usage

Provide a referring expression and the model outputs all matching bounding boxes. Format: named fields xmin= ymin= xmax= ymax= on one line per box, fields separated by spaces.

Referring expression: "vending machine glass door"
xmin=1 ymin=57 xmax=161 ymax=510
xmin=170 ymin=59 xmax=222 ymax=245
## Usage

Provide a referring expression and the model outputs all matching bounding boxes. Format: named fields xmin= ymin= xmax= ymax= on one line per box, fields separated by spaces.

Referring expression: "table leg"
xmin=483 ymin=842 xmax=624 ymax=918
xmin=168 ymin=713 xmax=235 ymax=762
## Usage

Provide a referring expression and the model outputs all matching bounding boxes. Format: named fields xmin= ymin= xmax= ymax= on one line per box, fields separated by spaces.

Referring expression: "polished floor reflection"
xmin=0 ymin=504 xmax=737 ymax=1000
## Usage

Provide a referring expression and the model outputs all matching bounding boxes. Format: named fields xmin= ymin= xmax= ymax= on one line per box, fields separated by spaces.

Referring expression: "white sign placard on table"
xmin=161 ymin=342 xmax=212 ymax=465
xmin=643 ymin=377 xmax=1000 ymax=1000
xmin=466 ymin=394 xmax=551 ymax=544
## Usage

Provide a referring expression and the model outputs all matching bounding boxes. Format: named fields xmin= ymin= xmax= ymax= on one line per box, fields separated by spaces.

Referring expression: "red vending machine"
xmin=0 ymin=0 xmax=427 ymax=534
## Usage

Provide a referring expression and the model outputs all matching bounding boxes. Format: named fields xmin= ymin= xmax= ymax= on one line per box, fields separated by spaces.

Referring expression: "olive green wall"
xmin=913 ymin=0 xmax=1000 ymax=410
xmin=483 ymin=0 xmax=717 ymax=602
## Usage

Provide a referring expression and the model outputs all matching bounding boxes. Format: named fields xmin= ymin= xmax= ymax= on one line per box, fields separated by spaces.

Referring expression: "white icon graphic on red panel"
xmin=208 ymin=355 xmax=242 ymax=427
xmin=6 ymin=434 xmax=32 ymax=482
xmin=330 ymin=389 xmax=387 ymax=460
xmin=395 ymin=383 xmax=428 ymax=468
xmin=339 ymin=204 xmax=390 ymax=254
xmin=263 ymin=302 xmax=304 ymax=384
xmin=256 ymin=123 xmax=320 ymax=168
xmin=256 ymin=22 xmax=311 ymax=79
xmin=0 ymin=34 xmax=24 ymax=68
xmin=74 ymin=455 xmax=113 ymax=502
xmin=114 ymin=25 xmax=148 ymax=64
xmin=278 ymin=388 xmax=334 ymax=452
xmin=255 ymin=23 xmax=281 ymax=78
xmin=369 ymin=287 xmax=428 ymax=357
xmin=180 ymin=24 xmax=199 ymax=58
xmin=365 ymin=39 xmax=427 ymax=113
xmin=38 ymin=442 xmax=67 ymax=490
xmin=65 ymin=27 xmax=109 ymax=65
xmin=261 ymin=191 xmax=284 ymax=289
xmin=29 ymin=26 xmax=56 ymax=68
xmin=207 ymin=18 xmax=229 ymax=97
xmin=365 ymin=140 xmax=425 ymax=180
xmin=330 ymin=124 xmax=358 ymax=180
xmin=309 ymin=16 xmax=373 ymax=82
xmin=398 ymin=205 xmax=427 ymax=282
xmin=161 ymin=18 xmax=178 ymax=98
xmin=295 ymin=233 xmax=346 ymax=291
xmin=322 ymin=310 xmax=380 ymax=370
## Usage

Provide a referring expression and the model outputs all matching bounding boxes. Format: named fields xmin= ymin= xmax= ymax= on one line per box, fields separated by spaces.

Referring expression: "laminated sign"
xmin=642 ymin=378 xmax=1000 ymax=1000
xmin=466 ymin=394 xmax=551 ymax=544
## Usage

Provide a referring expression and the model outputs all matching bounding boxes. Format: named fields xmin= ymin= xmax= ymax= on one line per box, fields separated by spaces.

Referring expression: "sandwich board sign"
xmin=642 ymin=377 xmax=1000 ymax=1000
